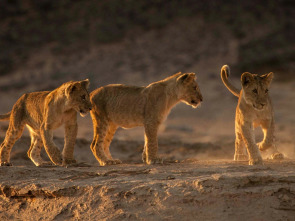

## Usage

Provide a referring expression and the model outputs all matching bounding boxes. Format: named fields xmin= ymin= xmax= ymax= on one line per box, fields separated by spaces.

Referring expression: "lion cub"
xmin=90 ymin=73 xmax=203 ymax=166
xmin=0 ymin=80 xmax=92 ymax=167
xmin=221 ymin=65 xmax=283 ymax=165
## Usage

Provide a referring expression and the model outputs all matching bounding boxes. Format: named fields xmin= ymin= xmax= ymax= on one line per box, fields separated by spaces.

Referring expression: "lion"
xmin=221 ymin=65 xmax=283 ymax=165
xmin=89 ymin=72 xmax=203 ymax=166
xmin=0 ymin=79 xmax=92 ymax=167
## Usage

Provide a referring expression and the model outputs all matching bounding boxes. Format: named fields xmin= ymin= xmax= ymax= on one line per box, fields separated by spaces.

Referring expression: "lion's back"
xmin=90 ymin=84 xmax=146 ymax=127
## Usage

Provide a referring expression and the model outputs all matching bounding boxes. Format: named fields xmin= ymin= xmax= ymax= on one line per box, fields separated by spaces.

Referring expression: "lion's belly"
xmin=110 ymin=113 xmax=144 ymax=128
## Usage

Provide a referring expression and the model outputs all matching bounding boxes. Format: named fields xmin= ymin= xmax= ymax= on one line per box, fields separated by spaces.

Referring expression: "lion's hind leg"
xmin=0 ymin=119 xmax=25 ymax=166
xmin=90 ymin=115 xmax=119 ymax=166
xmin=27 ymin=131 xmax=53 ymax=167
xmin=104 ymin=123 xmax=121 ymax=164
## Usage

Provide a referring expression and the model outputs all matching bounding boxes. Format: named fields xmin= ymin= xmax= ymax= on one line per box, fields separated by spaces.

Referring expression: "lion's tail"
xmin=0 ymin=112 xmax=11 ymax=121
xmin=220 ymin=65 xmax=240 ymax=97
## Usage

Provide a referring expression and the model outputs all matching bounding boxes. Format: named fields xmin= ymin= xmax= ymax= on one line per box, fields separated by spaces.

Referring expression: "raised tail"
xmin=0 ymin=112 xmax=11 ymax=121
xmin=220 ymin=65 xmax=240 ymax=97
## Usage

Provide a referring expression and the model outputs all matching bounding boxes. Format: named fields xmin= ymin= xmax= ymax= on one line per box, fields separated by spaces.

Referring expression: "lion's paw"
xmin=103 ymin=159 xmax=122 ymax=166
xmin=63 ymin=158 xmax=77 ymax=166
xmin=257 ymin=142 xmax=273 ymax=151
xmin=142 ymin=153 xmax=147 ymax=163
xmin=0 ymin=162 xmax=12 ymax=166
xmin=37 ymin=161 xmax=54 ymax=167
xmin=234 ymin=154 xmax=248 ymax=161
xmin=112 ymin=159 xmax=122 ymax=164
xmin=50 ymin=155 xmax=63 ymax=166
xmin=271 ymin=152 xmax=284 ymax=160
xmin=146 ymin=157 xmax=163 ymax=165
xmin=249 ymin=157 xmax=264 ymax=166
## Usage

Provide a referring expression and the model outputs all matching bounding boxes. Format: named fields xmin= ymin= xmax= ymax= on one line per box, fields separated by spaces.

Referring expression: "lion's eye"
xmin=252 ymin=89 xmax=258 ymax=94
xmin=81 ymin=95 xmax=86 ymax=100
xmin=193 ymin=86 xmax=197 ymax=90
xmin=265 ymin=89 xmax=269 ymax=93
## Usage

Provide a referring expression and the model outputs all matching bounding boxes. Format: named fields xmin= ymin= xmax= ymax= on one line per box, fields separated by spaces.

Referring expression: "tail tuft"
xmin=221 ymin=65 xmax=230 ymax=78
xmin=220 ymin=65 xmax=240 ymax=97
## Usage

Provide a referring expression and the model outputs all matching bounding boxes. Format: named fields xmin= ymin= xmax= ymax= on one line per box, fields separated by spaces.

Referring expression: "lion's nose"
xmin=89 ymin=107 xmax=92 ymax=111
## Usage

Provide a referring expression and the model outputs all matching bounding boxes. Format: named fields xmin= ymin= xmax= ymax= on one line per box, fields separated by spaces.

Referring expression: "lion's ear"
xmin=81 ymin=79 xmax=90 ymax=89
xmin=65 ymin=83 xmax=78 ymax=97
xmin=177 ymin=73 xmax=196 ymax=84
xmin=261 ymin=72 xmax=274 ymax=86
xmin=241 ymin=72 xmax=253 ymax=87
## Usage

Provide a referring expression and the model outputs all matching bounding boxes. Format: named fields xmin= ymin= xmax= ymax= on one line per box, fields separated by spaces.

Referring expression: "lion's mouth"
xmin=79 ymin=106 xmax=92 ymax=113
xmin=79 ymin=109 xmax=89 ymax=117
xmin=191 ymin=100 xmax=197 ymax=104
xmin=253 ymin=104 xmax=264 ymax=110
xmin=191 ymin=99 xmax=201 ymax=108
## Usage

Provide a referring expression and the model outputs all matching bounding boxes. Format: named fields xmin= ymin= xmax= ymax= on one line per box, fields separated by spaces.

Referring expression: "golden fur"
xmin=0 ymin=80 xmax=92 ymax=166
xmin=221 ymin=65 xmax=283 ymax=165
xmin=90 ymin=73 xmax=203 ymax=166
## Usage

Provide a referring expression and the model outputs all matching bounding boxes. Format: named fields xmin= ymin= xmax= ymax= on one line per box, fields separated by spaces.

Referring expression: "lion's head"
xmin=177 ymin=73 xmax=203 ymax=108
xmin=241 ymin=72 xmax=273 ymax=110
xmin=65 ymin=79 xmax=92 ymax=117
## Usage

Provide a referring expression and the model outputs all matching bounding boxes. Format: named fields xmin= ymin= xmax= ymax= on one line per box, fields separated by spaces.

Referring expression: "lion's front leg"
xmin=62 ymin=119 xmax=78 ymax=166
xmin=240 ymin=122 xmax=263 ymax=165
xmin=257 ymin=119 xmax=284 ymax=160
xmin=258 ymin=119 xmax=275 ymax=151
xmin=234 ymin=131 xmax=248 ymax=161
xmin=144 ymin=123 xmax=163 ymax=165
xmin=40 ymin=126 xmax=63 ymax=166
xmin=142 ymin=144 xmax=147 ymax=163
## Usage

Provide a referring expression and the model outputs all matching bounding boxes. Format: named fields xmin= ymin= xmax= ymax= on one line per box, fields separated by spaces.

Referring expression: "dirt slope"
xmin=1 ymin=160 xmax=294 ymax=220
xmin=0 ymin=137 xmax=294 ymax=220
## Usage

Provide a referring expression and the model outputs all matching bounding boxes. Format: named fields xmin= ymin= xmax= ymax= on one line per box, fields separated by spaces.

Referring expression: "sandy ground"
xmin=0 ymin=136 xmax=295 ymax=221
xmin=0 ymin=133 xmax=294 ymax=221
